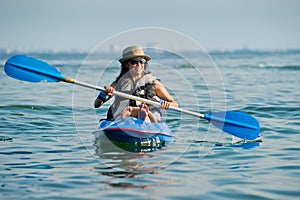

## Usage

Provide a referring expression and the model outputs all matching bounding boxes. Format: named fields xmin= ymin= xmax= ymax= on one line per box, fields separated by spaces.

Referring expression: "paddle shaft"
xmin=64 ymin=77 xmax=205 ymax=118
xmin=4 ymin=55 xmax=260 ymax=139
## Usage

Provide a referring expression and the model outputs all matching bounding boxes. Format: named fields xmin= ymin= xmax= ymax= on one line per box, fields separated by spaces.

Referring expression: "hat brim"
xmin=119 ymin=54 xmax=151 ymax=63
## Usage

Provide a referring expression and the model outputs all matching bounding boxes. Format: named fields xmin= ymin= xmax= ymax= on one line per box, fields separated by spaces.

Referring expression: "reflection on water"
xmin=93 ymin=133 xmax=165 ymax=189
xmin=193 ymin=137 xmax=262 ymax=149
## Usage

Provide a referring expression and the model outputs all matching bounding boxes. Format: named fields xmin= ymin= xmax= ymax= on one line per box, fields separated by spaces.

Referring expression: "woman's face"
xmin=128 ymin=57 xmax=146 ymax=77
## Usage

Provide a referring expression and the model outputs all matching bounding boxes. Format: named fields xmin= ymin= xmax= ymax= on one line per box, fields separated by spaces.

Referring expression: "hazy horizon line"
xmin=1 ymin=47 xmax=300 ymax=55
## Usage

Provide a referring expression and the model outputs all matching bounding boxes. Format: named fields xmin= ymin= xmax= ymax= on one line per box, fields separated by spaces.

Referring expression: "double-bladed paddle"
xmin=4 ymin=55 xmax=260 ymax=140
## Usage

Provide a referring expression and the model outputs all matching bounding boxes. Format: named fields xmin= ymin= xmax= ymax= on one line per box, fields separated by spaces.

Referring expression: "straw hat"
xmin=119 ymin=45 xmax=151 ymax=63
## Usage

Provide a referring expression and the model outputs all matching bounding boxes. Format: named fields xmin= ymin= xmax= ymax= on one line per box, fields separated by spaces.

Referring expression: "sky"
xmin=1 ymin=0 xmax=300 ymax=52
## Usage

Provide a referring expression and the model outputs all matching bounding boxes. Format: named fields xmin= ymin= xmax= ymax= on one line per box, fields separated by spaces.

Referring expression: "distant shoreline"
xmin=1 ymin=48 xmax=300 ymax=55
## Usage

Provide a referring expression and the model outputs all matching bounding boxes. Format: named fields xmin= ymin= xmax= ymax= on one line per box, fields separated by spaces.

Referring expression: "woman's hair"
xmin=113 ymin=61 xmax=129 ymax=85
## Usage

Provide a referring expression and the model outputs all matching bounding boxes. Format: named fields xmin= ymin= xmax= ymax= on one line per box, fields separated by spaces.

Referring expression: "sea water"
xmin=0 ymin=49 xmax=299 ymax=199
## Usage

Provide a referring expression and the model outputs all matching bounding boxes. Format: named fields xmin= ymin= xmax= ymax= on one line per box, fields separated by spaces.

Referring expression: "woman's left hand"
xmin=161 ymin=100 xmax=171 ymax=110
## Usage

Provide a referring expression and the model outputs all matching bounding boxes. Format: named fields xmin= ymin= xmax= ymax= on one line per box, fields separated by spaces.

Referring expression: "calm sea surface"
xmin=1 ymin=49 xmax=299 ymax=199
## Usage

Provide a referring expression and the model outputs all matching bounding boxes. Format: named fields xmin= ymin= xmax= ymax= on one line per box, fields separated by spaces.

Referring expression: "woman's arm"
xmin=94 ymin=85 xmax=115 ymax=108
xmin=153 ymin=81 xmax=178 ymax=109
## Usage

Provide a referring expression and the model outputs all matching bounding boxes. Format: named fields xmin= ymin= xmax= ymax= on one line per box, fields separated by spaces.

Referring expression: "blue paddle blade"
xmin=204 ymin=111 xmax=260 ymax=140
xmin=4 ymin=55 xmax=65 ymax=82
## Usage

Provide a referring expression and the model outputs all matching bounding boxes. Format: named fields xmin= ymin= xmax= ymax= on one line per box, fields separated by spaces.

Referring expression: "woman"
xmin=94 ymin=45 xmax=178 ymax=122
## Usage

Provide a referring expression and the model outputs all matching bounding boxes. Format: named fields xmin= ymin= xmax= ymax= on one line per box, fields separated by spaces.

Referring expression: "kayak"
xmin=95 ymin=117 xmax=175 ymax=152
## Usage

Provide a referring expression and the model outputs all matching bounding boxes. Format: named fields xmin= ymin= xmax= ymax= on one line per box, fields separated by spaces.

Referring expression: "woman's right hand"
xmin=104 ymin=85 xmax=115 ymax=96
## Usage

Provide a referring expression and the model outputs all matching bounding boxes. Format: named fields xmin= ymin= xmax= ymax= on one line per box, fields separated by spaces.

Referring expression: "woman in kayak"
xmin=94 ymin=45 xmax=178 ymax=122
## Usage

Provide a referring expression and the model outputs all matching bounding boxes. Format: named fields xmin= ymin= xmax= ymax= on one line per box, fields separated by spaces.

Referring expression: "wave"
xmin=0 ymin=104 xmax=72 ymax=112
xmin=175 ymin=64 xmax=300 ymax=70
xmin=245 ymin=105 xmax=299 ymax=112
xmin=238 ymin=64 xmax=300 ymax=70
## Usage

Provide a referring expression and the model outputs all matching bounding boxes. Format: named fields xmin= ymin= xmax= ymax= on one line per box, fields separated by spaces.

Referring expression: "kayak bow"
xmin=95 ymin=117 xmax=175 ymax=149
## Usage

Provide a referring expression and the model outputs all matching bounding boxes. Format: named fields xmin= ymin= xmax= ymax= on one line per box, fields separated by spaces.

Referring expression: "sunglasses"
xmin=129 ymin=58 xmax=147 ymax=65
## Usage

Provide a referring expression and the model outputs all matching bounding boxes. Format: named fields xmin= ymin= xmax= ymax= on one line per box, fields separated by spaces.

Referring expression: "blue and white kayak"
xmin=95 ymin=117 xmax=175 ymax=150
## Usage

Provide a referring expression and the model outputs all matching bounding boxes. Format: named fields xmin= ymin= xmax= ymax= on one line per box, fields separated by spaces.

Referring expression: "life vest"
xmin=129 ymin=82 xmax=157 ymax=107
xmin=107 ymin=73 xmax=161 ymax=120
